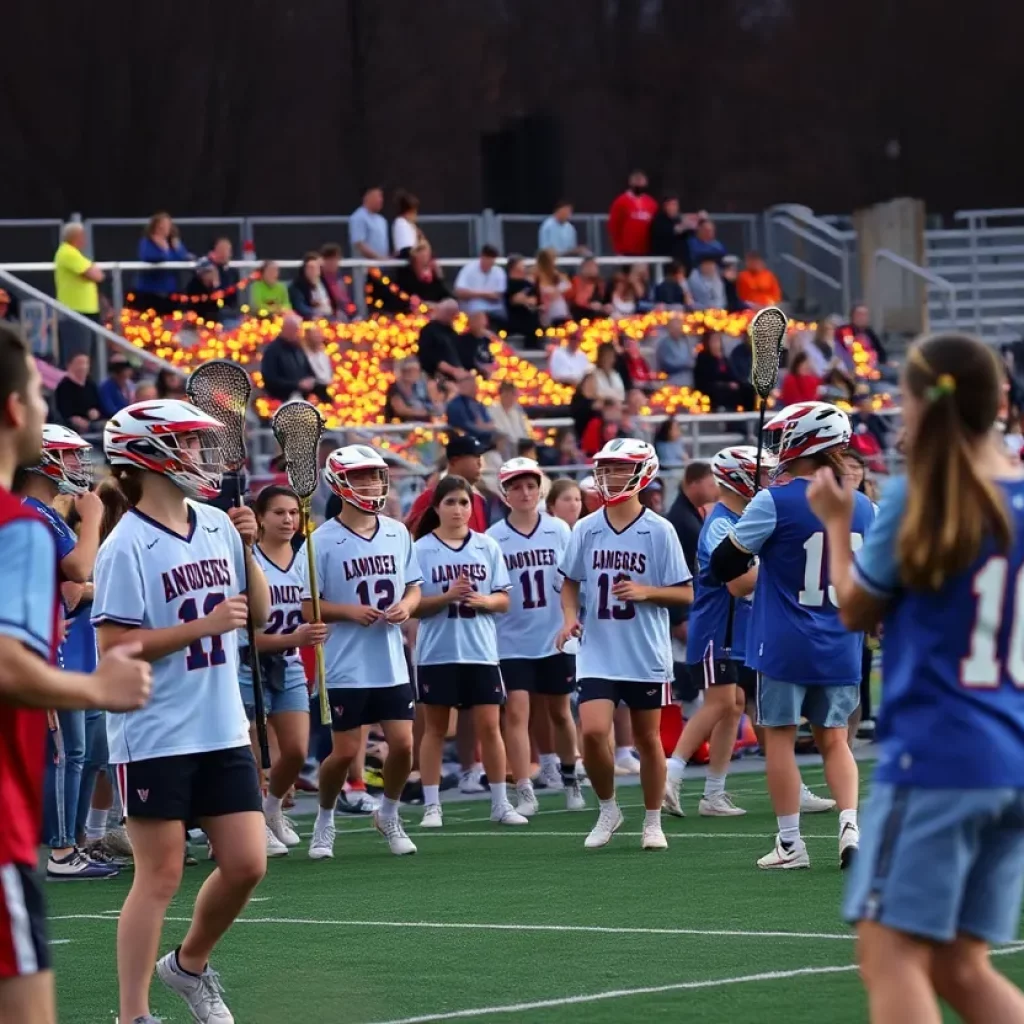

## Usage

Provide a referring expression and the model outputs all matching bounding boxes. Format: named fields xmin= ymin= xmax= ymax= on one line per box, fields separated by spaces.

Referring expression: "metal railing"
xmin=873 ymin=249 xmax=956 ymax=335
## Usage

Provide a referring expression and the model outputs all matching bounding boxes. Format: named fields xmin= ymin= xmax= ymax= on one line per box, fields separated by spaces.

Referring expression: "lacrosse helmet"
xmin=592 ymin=438 xmax=660 ymax=505
xmin=323 ymin=444 xmax=389 ymax=514
xmin=764 ymin=401 xmax=851 ymax=472
xmin=27 ymin=424 xmax=93 ymax=495
xmin=104 ymin=399 xmax=226 ymax=499
xmin=498 ymin=457 xmax=543 ymax=501
xmin=710 ymin=445 xmax=777 ymax=501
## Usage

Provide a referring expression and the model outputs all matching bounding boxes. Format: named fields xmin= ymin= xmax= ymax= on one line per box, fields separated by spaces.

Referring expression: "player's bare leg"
xmin=535 ymin=692 xmax=584 ymax=807
xmin=811 ymin=724 xmax=859 ymax=868
xmin=857 ymin=921 xmax=941 ymax=1024
xmin=758 ymin=724 xmax=809 ymax=869
xmin=931 ymin=933 xmax=1024 ymax=1023
xmin=530 ymin=696 xmax=555 ymax=783
xmin=700 ymin=687 xmax=745 ymax=815
xmin=263 ymin=711 xmax=308 ymax=850
xmin=580 ymin=699 xmax=623 ymax=848
xmin=0 ymin=972 xmax=56 ymax=1024
xmin=631 ymin=706 xmax=668 ymax=849
xmin=418 ymin=705 xmax=452 ymax=827
xmin=456 ymin=711 xmax=484 ymax=793
xmin=613 ymin=705 xmax=639 ymax=774
xmin=503 ymin=689 xmax=535 ymax=814
xmin=308 ymin=729 xmax=357 ymax=859
xmin=473 ymin=704 xmax=527 ymax=824
xmin=372 ymin=719 xmax=417 ymax=854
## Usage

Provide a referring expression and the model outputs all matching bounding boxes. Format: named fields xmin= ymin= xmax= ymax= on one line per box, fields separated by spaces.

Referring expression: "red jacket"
xmin=405 ymin=485 xmax=489 ymax=535
xmin=608 ymin=191 xmax=659 ymax=256
xmin=780 ymin=372 xmax=822 ymax=406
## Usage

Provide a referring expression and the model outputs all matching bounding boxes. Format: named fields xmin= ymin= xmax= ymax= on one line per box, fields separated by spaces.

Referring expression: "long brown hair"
xmin=414 ymin=475 xmax=472 ymax=540
xmin=898 ymin=333 xmax=1010 ymax=590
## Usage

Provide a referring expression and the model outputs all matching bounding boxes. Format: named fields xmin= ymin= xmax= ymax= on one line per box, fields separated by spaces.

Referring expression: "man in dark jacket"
xmin=416 ymin=300 xmax=469 ymax=381
xmin=649 ymin=196 xmax=696 ymax=273
xmin=260 ymin=313 xmax=316 ymax=401
xmin=666 ymin=461 xmax=719 ymax=571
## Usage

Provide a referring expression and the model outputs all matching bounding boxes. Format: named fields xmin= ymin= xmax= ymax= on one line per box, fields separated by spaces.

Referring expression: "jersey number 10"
xmin=798 ymin=533 xmax=863 ymax=608
xmin=962 ymin=556 xmax=1024 ymax=688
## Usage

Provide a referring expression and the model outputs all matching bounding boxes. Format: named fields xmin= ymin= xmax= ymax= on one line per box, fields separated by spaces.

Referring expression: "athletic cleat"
xmin=662 ymin=778 xmax=685 ymax=818
xmin=338 ymin=790 xmax=379 ymax=814
xmin=800 ymin=784 xmax=836 ymax=814
xmin=536 ymin=762 xmax=563 ymax=790
xmin=565 ymin=779 xmax=587 ymax=811
xmin=373 ymin=811 xmax=417 ymax=855
xmin=156 ymin=951 xmax=234 ymax=1023
xmin=515 ymin=784 xmax=539 ymax=817
xmin=458 ymin=768 xmax=488 ymax=794
xmin=641 ymin=822 xmax=669 ymax=850
xmin=614 ymin=751 xmax=641 ymax=775
xmin=584 ymin=805 xmax=624 ymax=849
xmin=265 ymin=810 xmax=300 ymax=848
xmin=46 ymin=848 xmax=119 ymax=881
xmin=839 ymin=821 xmax=860 ymax=870
xmin=421 ymin=803 xmax=443 ymax=828
xmin=757 ymin=835 xmax=811 ymax=870
xmin=82 ymin=838 xmax=128 ymax=867
xmin=308 ymin=818 xmax=336 ymax=860
xmin=265 ymin=824 xmax=288 ymax=858
xmin=699 ymin=793 xmax=747 ymax=817
xmin=491 ymin=802 xmax=529 ymax=825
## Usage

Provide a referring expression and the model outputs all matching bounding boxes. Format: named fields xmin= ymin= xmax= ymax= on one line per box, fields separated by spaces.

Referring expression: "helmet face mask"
xmin=498 ymin=457 xmax=542 ymax=508
xmin=324 ymin=445 xmax=390 ymax=514
xmin=592 ymin=439 xmax=659 ymax=506
xmin=29 ymin=426 xmax=93 ymax=496
xmin=711 ymin=445 xmax=777 ymax=501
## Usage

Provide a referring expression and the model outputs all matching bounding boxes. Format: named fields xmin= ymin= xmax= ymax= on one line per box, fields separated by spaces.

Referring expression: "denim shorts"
xmin=239 ymin=667 xmax=309 ymax=720
xmin=845 ymin=783 xmax=1024 ymax=945
xmin=755 ymin=676 xmax=860 ymax=729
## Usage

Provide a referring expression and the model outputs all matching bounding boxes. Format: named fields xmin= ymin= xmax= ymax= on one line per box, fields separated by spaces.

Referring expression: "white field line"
xmin=298 ymin=829 xmax=840 ymax=840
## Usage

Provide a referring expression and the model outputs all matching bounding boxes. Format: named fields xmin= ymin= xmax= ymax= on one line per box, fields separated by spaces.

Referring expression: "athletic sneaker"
xmin=800 ymin=784 xmax=836 ymax=814
xmin=515 ymin=783 xmax=539 ymax=817
xmin=265 ymin=809 xmax=300 ymax=848
xmin=458 ymin=768 xmax=488 ymax=794
xmin=156 ymin=951 xmax=234 ymax=1023
xmin=82 ymin=838 xmax=128 ymax=867
xmin=265 ymin=824 xmax=288 ymax=858
xmin=565 ymin=779 xmax=586 ymax=811
xmin=839 ymin=821 xmax=860 ymax=870
xmin=46 ymin=848 xmax=119 ymax=881
xmin=308 ymin=818 xmax=336 ymax=860
xmin=536 ymin=762 xmax=562 ymax=790
xmin=614 ymin=751 xmax=641 ymax=775
xmin=757 ymin=835 xmax=811 ymax=870
xmin=421 ymin=803 xmax=443 ymax=828
xmin=491 ymin=802 xmax=529 ymax=825
xmin=641 ymin=821 xmax=669 ymax=850
xmin=105 ymin=825 xmax=133 ymax=858
xmin=662 ymin=778 xmax=684 ymax=818
xmin=699 ymin=793 xmax=746 ymax=817
xmin=337 ymin=790 xmax=379 ymax=814
xmin=130 ymin=1016 xmax=164 ymax=1023
xmin=373 ymin=811 xmax=417 ymax=855
xmin=584 ymin=805 xmax=624 ymax=849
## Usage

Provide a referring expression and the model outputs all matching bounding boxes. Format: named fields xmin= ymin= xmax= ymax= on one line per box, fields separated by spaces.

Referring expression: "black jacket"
xmin=417 ymin=321 xmax=463 ymax=378
xmin=650 ymin=212 xmax=694 ymax=271
xmin=666 ymin=489 xmax=704 ymax=574
xmin=260 ymin=336 xmax=315 ymax=401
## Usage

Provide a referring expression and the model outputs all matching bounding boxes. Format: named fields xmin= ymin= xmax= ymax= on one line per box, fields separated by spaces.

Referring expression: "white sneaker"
xmin=265 ymin=810 xmax=300 ymax=848
xmin=343 ymin=790 xmax=380 ymax=813
xmin=641 ymin=821 xmax=669 ymax=850
xmin=516 ymin=784 xmax=539 ymax=818
xmin=614 ymin=752 xmax=641 ymax=775
xmin=491 ymin=802 xmax=529 ymax=825
xmin=537 ymin=762 xmax=562 ymax=790
xmin=265 ymin=824 xmax=289 ymax=858
xmin=421 ymin=803 xmax=443 ymax=829
xmin=308 ymin=818 xmax=336 ymax=860
xmin=699 ymin=792 xmax=747 ymax=817
xmin=757 ymin=835 xmax=811 ymax=870
xmin=800 ymin=784 xmax=836 ymax=814
xmin=584 ymin=805 xmax=624 ymax=848
xmin=156 ymin=951 xmax=234 ymax=1023
xmin=839 ymin=821 xmax=860 ymax=870
xmin=565 ymin=779 xmax=586 ymax=811
xmin=374 ymin=811 xmax=417 ymax=855
xmin=458 ymin=768 xmax=487 ymax=794
xmin=662 ymin=778 xmax=685 ymax=818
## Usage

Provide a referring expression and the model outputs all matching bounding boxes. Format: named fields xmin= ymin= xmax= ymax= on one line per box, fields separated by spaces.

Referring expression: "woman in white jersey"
xmin=488 ymin=459 xmax=584 ymax=815
xmin=303 ymin=446 xmax=422 ymax=859
xmin=412 ymin=474 xmax=527 ymax=827
xmin=92 ymin=399 xmax=271 ymax=1024
xmin=244 ymin=485 xmax=328 ymax=857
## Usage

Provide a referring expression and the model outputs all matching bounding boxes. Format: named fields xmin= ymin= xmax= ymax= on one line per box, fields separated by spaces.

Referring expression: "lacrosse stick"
xmin=185 ymin=359 xmax=271 ymax=768
xmin=748 ymin=306 xmax=789 ymax=493
xmin=271 ymin=399 xmax=330 ymax=726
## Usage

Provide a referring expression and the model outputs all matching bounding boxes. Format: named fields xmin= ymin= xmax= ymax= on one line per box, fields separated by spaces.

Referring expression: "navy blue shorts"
xmin=500 ymin=654 xmax=575 ymax=695
xmin=0 ymin=863 xmax=48 ymax=978
xmin=416 ymin=663 xmax=505 ymax=709
xmin=577 ymin=678 xmax=672 ymax=711
xmin=328 ymin=684 xmax=415 ymax=733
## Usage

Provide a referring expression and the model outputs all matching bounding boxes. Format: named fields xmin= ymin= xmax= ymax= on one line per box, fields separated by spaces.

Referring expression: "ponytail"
xmin=110 ymin=465 xmax=145 ymax=508
xmin=414 ymin=507 xmax=441 ymax=540
xmin=96 ymin=476 xmax=131 ymax=541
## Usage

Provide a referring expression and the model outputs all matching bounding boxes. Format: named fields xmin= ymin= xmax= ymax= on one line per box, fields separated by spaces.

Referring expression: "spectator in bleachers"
xmin=55 ymin=353 xmax=103 ymax=433
xmin=535 ymin=248 xmax=572 ymax=327
xmin=608 ymin=169 xmax=658 ymax=256
xmin=384 ymin=357 xmax=438 ymax=421
xmin=320 ymin=243 xmax=353 ymax=319
xmin=302 ymin=324 xmax=333 ymax=402
xmin=457 ymin=311 xmax=498 ymax=378
xmin=0 ymin=288 xmax=17 ymax=322
xmin=549 ymin=332 xmax=593 ymax=386
xmin=569 ymin=372 xmax=599 ymax=439
xmin=183 ymin=257 xmax=222 ymax=322
xmin=416 ymin=299 xmax=469 ymax=381
xmin=655 ymin=315 xmax=697 ymax=388
xmin=488 ymin=380 xmax=533 ymax=459
xmin=504 ymin=255 xmax=541 ymax=344
xmin=721 ymin=256 xmax=746 ymax=313
xmin=540 ymin=426 xmax=584 ymax=469
xmin=392 ymin=190 xmax=424 ymax=258
xmin=688 ymin=256 xmax=726 ymax=310
xmin=640 ymin=478 xmax=664 ymax=514
xmin=621 ymin=388 xmax=651 ymax=442
xmin=260 ymin=312 xmax=318 ymax=402
xmin=850 ymin=386 xmax=889 ymax=450
xmin=780 ymin=351 xmax=823 ymax=405
xmin=736 ymin=251 xmax=782 ymax=309
xmin=650 ymin=195 xmax=698 ymax=272
xmin=593 ymin=341 xmax=626 ymax=401
xmin=155 ymin=368 xmax=187 ymax=400
xmin=835 ymin=302 xmax=888 ymax=372
xmin=54 ymin=223 xmax=103 ymax=365
xmin=134 ymin=379 xmax=158 ymax=402
xmin=289 ymin=252 xmax=335 ymax=320
xmin=687 ymin=217 xmax=727 ymax=267
xmin=795 ymin=317 xmax=838 ymax=377
xmin=608 ymin=272 xmax=638 ymax=318
xmin=98 ymin=357 xmax=135 ymax=418
xmin=395 ymin=243 xmax=451 ymax=310
xmin=208 ymin=237 xmax=240 ymax=317
xmin=580 ymin=396 xmax=627 ymax=456
xmin=250 ymin=260 xmax=291 ymax=315
xmin=617 ymin=335 xmax=655 ymax=391
xmin=454 ymin=245 xmax=507 ymax=323
xmin=653 ymin=260 xmax=693 ymax=309
xmin=729 ymin=329 xmax=753 ymax=387
xmin=538 ymin=200 xmax=584 ymax=256
xmin=567 ymin=257 xmax=611 ymax=320
xmin=135 ymin=212 xmax=191 ymax=313
xmin=628 ymin=263 xmax=656 ymax=312
xmin=654 ymin=417 xmax=687 ymax=469
xmin=694 ymin=330 xmax=754 ymax=410
xmin=446 ymin=373 xmax=495 ymax=446
xmin=350 ymin=186 xmax=390 ymax=262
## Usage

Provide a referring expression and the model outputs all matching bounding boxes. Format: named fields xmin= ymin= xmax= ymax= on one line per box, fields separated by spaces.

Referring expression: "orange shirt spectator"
xmin=736 ymin=252 xmax=782 ymax=308
xmin=608 ymin=170 xmax=659 ymax=256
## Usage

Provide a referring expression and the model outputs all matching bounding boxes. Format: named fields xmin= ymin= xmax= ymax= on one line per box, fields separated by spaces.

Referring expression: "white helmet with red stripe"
xmin=28 ymin=424 xmax=94 ymax=495
xmin=710 ymin=445 xmax=777 ymax=501
xmin=323 ymin=444 xmax=389 ymax=513
xmin=103 ymin=399 xmax=225 ymax=499
xmin=592 ymin=438 xmax=659 ymax=505
xmin=764 ymin=401 xmax=851 ymax=472
xmin=498 ymin=457 xmax=542 ymax=501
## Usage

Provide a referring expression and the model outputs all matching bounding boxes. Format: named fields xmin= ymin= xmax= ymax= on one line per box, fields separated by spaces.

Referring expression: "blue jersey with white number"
xmin=732 ymin=477 xmax=874 ymax=685
xmin=302 ymin=515 xmax=422 ymax=689
xmin=854 ymin=475 xmax=1024 ymax=788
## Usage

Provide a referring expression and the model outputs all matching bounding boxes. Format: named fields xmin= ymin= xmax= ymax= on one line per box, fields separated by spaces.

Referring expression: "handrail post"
xmin=112 ymin=266 xmax=124 ymax=319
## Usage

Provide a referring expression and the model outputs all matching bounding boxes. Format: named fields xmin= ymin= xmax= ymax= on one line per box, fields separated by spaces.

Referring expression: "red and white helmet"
xmin=711 ymin=445 xmax=777 ymax=501
xmin=764 ymin=401 xmax=851 ymax=471
xmin=28 ymin=424 xmax=93 ymax=495
xmin=323 ymin=444 xmax=389 ymax=514
xmin=103 ymin=399 xmax=226 ymax=500
xmin=498 ymin=457 xmax=543 ymax=501
xmin=592 ymin=438 xmax=659 ymax=505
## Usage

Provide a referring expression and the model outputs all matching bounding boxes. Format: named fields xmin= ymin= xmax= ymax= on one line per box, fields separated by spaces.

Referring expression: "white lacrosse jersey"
xmin=302 ymin=515 xmax=422 ymax=689
xmin=414 ymin=531 xmax=512 ymax=666
xmin=92 ymin=502 xmax=250 ymax=763
xmin=487 ymin=514 xmax=571 ymax=660
xmin=559 ymin=507 xmax=691 ymax=684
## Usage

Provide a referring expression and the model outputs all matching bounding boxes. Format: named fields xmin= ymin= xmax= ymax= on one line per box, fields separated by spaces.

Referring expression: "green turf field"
xmin=48 ymin=761 xmax=1024 ymax=1023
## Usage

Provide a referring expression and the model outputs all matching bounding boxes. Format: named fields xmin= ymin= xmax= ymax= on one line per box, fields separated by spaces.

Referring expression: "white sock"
xmin=263 ymin=793 xmax=282 ymax=817
xmin=423 ymin=785 xmax=440 ymax=806
xmin=839 ymin=808 xmax=858 ymax=830
xmin=540 ymin=753 xmax=558 ymax=770
xmin=615 ymin=746 xmax=633 ymax=761
xmin=85 ymin=808 xmax=108 ymax=841
xmin=667 ymin=756 xmax=687 ymax=782
xmin=516 ymin=778 xmax=533 ymax=792
xmin=778 ymin=813 xmax=801 ymax=846
xmin=644 ymin=808 xmax=662 ymax=829
xmin=490 ymin=782 xmax=508 ymax=809
xmin=703 ymin=773 xmax=726 ymax=799
xmin=315 ymin=806 xmax=334 ymax=830
xmin=599 ymin=797 xmax=618 ymax=814
xmin=379 ymin=796 xmax=400 ymax=820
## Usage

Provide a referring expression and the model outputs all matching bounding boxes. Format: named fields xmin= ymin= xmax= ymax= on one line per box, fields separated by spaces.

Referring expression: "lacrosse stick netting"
xmin=748 ymin=305 xmax=788 ymax=492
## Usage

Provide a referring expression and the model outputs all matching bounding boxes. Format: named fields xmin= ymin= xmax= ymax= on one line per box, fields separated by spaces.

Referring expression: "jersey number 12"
xmin=798 ymin=533 xmax=863 ymax=608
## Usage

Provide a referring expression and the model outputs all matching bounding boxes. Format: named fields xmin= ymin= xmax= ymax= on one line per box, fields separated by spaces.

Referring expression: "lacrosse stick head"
xmin=748 ymin=306 xmax=788 ymax=400
xmin=185 ymin=360 xmax=252 ymax=471
xmin=271 ymin=400 xmax=325 ymax=501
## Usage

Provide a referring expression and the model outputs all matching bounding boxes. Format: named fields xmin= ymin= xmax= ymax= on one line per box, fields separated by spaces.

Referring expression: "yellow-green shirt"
xmin=54 ymin=242 xmax=99 ymax=314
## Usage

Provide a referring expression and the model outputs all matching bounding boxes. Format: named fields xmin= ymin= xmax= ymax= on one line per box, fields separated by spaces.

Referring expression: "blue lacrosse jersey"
xmin=733 ymin=477 xmax=874 ymax=685
xmin=0 ymin=514 xmax=57 ymax=661
xmin=22 ymin=496 xmax=77 ymax=662
xmin=560 ymin=508 xmax=691 ymax=684
xmin=92 ymin=502 xmax=250 ymax=763
xmin=686 ymin=503 xmax=751 ymax=664
xmin=414 ymin=531 xmax=512 ymax=666
xmin=303 ymin=515 xmax=422 ymax=689
xmin=854 ymin=474 xmax=1024 ymax=788
xmin=487 ymin=514 xmax=571 ymax=660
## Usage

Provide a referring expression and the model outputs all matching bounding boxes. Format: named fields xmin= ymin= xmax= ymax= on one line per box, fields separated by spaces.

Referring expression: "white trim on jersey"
xmin=0 ymin=864 xmax=38 ymax=975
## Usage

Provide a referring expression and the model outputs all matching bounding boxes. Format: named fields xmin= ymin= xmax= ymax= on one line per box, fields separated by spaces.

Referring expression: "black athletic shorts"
xmin=577 ymin=678 xmax=672 ymax=711
xmin=416 ymin=663 xmax=505 ymax=708
xmin=0 ymin=863 xmax=48 ymax=978
xmin=500 ymin=654 xmax=575 ymax=695
xmin=686 ymin=658 xmax=758 ymax=700
xmin=672 ymin=661 xmax=701 ymax=703
xmin=328 ymin=683 xmax=415 ymax=732
xmin=114 ymin=745 xmax=262 ymax=822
